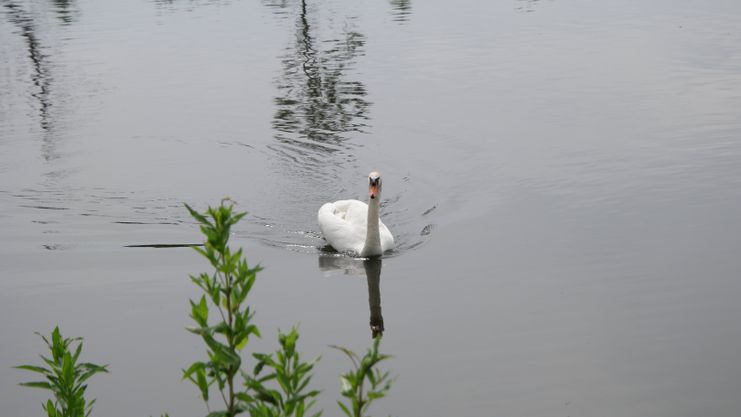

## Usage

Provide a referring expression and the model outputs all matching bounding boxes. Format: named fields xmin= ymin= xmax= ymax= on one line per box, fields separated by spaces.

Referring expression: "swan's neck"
xmin=363 ymin=197 xmax=382 ymax=256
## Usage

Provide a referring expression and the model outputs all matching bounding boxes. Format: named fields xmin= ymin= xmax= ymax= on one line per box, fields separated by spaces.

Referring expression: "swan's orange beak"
xmin=369 ymin=183 xmax=378 ymax=200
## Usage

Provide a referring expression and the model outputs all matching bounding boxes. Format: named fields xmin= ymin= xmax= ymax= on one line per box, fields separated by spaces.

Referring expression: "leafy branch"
xmin=242 ymin=327 xmax=322 ymax=417
xmin=183 ymin=200 xmax=262 ymax=417
xmin=18 ymin=200 xmax=396 ymax=417
xmin=15 ymin=326 xmax=109 ymax=417
xmin=332 ymin=337 xmax=394 ymax=417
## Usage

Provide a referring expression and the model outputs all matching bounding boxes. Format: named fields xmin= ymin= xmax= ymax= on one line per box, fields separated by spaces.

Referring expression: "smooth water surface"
xmin=2 ymin=0 xmax=741 ymax=416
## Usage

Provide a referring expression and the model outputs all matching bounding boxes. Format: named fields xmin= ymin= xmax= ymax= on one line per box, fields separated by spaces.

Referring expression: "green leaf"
xmin=189 ymin=296 xmax=209 ymax=327
xmin=367 ymin=391 xmax=385 ymax=399
xmin=337 ymin=401 xmax=352 ymax=417
xmin=235 ymin=335 xmax=249 ymax=351
xmin=232 ymin=211 xmax=247 ymax=225
xmin=253 ymin=388 xmax=280 ymax=405
xmin=85 ymin=398 xmax=97 ymax=417
xmin=79 ymin=366 xmax=109 ymax=384
xmin=185 ymin=203 xmax=213 ymax=227
xmin=296 ymin=375 xmax=313 ymax=393
xmin=235 ymin=392 xmax=254 ymax=403
xmin=203 ymin=335 xmax=241 ymax=368
xmin=182 ymin=362 xmax=205 ymax=381
xmin=296 ymin=400 xmax=305 ymax=417
xmin=14 ymin=364 xmax=50 ymax=374
xmin=45 ymin=399 xmax=57 ymax=417
xmin=79 ymin=362 xmax=109 ymax=373
xmin=72 ymin=343 xmax=83 ymax=363
xmin=196 ymin=366 xmax=209 ymax=402
xmin=19 ymin=381 xmax=53 ymax=390
xmin=329 ymin=345 xmax=359 ymax=368
xmin=51 ymin=327 xmax=62 ymax=351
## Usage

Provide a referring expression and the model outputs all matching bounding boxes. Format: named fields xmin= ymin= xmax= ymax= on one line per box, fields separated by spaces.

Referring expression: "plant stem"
xmin=222 ymin=252 xmax=236 ymax=416
xmin=357 ymin=380 xmax=364 ymax=417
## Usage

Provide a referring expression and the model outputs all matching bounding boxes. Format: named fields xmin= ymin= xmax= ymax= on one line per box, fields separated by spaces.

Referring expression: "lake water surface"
xmin=2 ymin=0 xmax=741 ymax=416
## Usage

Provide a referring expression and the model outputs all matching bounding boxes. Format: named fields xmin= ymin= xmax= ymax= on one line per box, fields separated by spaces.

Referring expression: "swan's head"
xmin=368 ymin=171 xmax=382 ymax=200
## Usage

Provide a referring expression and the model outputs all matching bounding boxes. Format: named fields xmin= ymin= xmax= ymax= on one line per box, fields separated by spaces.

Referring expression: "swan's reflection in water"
xmin=363 ymin=258 xmax=384 ymax=338
xmin=318 ymin=255 xmax=384 ymax=338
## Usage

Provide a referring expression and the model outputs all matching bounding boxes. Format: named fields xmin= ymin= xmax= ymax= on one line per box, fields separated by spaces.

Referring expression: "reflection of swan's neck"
xmin=364 ymin=258 xmax=383 ymax=338
xmin=363 ymin=196 xmax=381 ymax=256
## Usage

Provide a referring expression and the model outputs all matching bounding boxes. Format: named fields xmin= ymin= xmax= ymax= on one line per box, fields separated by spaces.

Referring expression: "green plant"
xmin=19 ymin=199 xmax=396 ymax=417
xmin=183 ymin=200 xmax=263 ymax=416
xmin=15 ymin=326 xmax=109 ymax=417
xmin=242 ymin=327 xmax=322 ymax=417
xmin=332 ymin=337 xmax=394 ymax=417
xmin=182 ymin=199 xmax=394 ymax=417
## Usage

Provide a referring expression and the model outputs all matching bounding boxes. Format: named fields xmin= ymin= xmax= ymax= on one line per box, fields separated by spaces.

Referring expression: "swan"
xmin=318 ymin=171 xmax=395 ymax=256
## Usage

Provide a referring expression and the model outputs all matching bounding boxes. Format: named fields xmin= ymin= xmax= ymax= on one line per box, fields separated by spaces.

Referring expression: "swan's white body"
xmin=318 ymin=172 xmax=395 ymax=256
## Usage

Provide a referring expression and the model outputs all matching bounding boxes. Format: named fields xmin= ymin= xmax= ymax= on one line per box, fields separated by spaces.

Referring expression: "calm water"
xmin=2 ymin=0 xmax=741 ymax=416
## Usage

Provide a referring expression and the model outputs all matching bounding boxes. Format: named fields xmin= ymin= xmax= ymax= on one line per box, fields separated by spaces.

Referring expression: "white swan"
xmin=318 ymin=171 xmax=395 ymax=256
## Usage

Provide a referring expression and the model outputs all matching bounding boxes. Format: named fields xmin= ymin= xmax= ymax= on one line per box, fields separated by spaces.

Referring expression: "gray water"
xmin=2 ymin=0 xmax=741 ymax=416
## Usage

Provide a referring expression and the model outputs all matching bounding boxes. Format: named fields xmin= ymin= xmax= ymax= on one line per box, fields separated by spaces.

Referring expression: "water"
xmin=2 ymin=0 xmax=741 ymax=415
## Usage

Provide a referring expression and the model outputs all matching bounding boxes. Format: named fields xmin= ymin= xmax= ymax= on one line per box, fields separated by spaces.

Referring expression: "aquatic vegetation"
xmin=19 ymin=200 xmax=394 ymax=417
xmin=332 ymin=338 xmax=394 ymax=417
xmin=183 ymin=200 xmax=394 ymax=417
xmin=183 ymin=201 xmax=264 ymax=416
xmin=243 ymin=327 xmax=322 ymax=417
xmin=15 ymin=326 xmax=109 ymax=417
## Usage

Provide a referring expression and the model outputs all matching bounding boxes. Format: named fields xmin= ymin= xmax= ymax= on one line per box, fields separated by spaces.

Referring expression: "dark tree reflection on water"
xmin=262 ymin=0 xmax=290 ymax=16
xmin=3 ymin=1 xmax=51 ymax=133
xmin=151 ymin=0 xmax=233 ymax=12
xmin=268 ymin=0 xmax=370 ymax=164
xmin=230 ymin=1 xmax=374 ymax=251
xmin=257 ymin=1 xmax=427 ymax=253
xmin=515 ymin=0 xmax=543 ymax=13
xmin=1 ymin=0 xmax=73 ymax=163
xmin=389 ymin=0 xmax=411 ymax=23
xmin=51 ymin=0 xmax=75 ymax=25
